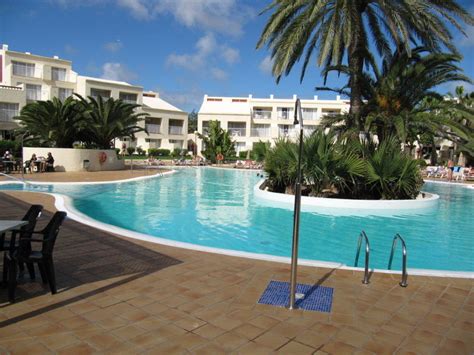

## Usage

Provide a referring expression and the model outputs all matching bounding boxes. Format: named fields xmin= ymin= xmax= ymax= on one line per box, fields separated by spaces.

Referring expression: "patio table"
xmin=1 ymin=220 xmax=28 ymax=287
xmin=0 ymin=220 xmax=28 ymax=234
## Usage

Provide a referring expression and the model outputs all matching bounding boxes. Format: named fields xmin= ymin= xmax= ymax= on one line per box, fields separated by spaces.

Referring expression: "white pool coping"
xmin=254 ymin=179 xmax=440 ymax=216
xmin=0 ymin=169 xmax=175 ymax=186
xmin=1 ymin=169 xmax=472 ymax=279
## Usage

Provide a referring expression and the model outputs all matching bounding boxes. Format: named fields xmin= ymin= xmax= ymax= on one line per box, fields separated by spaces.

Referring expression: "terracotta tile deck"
xmin=0 ymin=191 xmax=473 ymax=354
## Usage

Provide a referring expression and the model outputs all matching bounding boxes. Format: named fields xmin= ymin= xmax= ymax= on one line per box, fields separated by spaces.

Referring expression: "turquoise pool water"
xmin=1 ymin=168 xmax=473 ymax=272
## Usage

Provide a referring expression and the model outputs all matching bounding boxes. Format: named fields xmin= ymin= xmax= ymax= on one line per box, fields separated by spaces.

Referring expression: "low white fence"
xmin=23 ymin=147 xmax=125 ymax=172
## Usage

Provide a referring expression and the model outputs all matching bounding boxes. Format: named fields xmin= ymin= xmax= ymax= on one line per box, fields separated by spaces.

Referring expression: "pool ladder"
xmin=354 ymin=231 xmax=370 ymax=284
xmin=388 ymin=234 xmax=408 ymax=287
xmin=354 ymin=231 xmax=408 ymax=287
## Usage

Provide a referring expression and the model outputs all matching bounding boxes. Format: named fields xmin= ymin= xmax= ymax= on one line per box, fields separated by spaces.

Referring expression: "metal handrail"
xmin=354 ymin=231 xmax=370 ymax=284
xmin=388 ymin=234 xmax=408 ymax=287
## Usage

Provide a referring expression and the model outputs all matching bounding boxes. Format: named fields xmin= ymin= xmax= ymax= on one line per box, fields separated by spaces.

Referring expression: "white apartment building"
xmin=197 ymin=94 xmax=350 ymax=154
xmin=0 ymin=44 xmax=188 ymax=151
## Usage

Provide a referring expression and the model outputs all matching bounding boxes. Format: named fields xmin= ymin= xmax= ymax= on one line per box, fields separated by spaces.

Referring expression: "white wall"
xmin=23 ymin=147 xmax=124 ymax=172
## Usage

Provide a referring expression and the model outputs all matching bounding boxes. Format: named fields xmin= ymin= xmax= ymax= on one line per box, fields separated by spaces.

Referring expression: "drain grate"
xmin=258 ymin=280 xmax=333 ymax=312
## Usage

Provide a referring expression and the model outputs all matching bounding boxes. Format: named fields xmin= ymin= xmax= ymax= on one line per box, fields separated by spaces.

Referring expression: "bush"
xmin=115 ymin=148 xmax=121 ymax=157
xmin=239 ymin=151 xmax=248 ymax=159
xmin=252 ymin=141 xmax=271 ymax=162
xmin=127 ymin=147 xmax=135 ymax=155
xmin=0 ymin=140 xmax=21 ymax=156
xmin=148 ymin=148 xmax=170 ymax=157
xmin=171 ymin=148 xmax=182 ymax=158
xmin=264 ymin=130 xmax=422 ymax=199
xmin=136 ymin=146 xmax=145 ymax=156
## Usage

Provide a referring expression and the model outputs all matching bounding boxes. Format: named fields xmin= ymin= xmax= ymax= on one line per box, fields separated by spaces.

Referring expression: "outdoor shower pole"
xmin=289 ymin=98 xmax=304 ymax=310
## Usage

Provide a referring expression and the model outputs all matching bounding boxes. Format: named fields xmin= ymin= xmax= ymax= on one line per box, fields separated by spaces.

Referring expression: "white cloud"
xmin=117 ymin=0 xmax=150 ymax=20
xmin=259 ymin=55 xmax=274 ymax=75
xmin=104 ymin=40 xmax=123 ymax=52
xmin=221 ymin=46 xmax=240 ymax=64
xmin=442 ymin=81 xmax=474 ymax=95
xmin=101 ymin=63 xmax=137 ymax=82
xmin=166 ymin=33 xmax=215 ymax=70
xmin=210 ymin=67 xmax=228 ymax=81
xmin=154 ymin=0 xmax=254 ymax=36
xmin=156 ymin=87 xmax=204 ymax=111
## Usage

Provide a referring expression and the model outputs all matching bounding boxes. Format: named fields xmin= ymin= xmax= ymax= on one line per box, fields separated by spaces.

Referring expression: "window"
xmin=169 ymin=119 xmax=183 ymax=135
xmin=145 ymin=117 xmax=161 ymax=134
xmin=0 ymin=103 xmax=19 ymax=121
xmin=52 ymin=67 xmax=67 ymax=81
xmin=12 ymin=61 xmax=35 ymax=77
xmin=26 ymin=84 xmax=41 ymax=101
xmin=119 ymin=92 xmax=137 ymax=103
xmin=90 ymin=88 xmax=111 ymax=99
xmin=145 ymin=138 xmax=161 ymax=148
xmin=58 ymin=88 xmax=73 ymax=101
xmin=277 ymin=107 xmax=292 ymax=119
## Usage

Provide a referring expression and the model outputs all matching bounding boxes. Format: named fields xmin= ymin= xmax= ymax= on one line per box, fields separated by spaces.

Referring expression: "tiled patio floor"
xmin=0 ymin=192 xmax=473 ymax=354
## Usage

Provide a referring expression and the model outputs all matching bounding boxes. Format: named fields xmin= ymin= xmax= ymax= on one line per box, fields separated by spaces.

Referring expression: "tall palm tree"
xmin=17 ymin=97 xmax=84 ymax=148
xmin=320 ymin=47 xmax=472 ymax=148
xmin=257 ymin=0 xmax=473 ymax=130
xmin=76 ymin=95 xmax=148 ymax=149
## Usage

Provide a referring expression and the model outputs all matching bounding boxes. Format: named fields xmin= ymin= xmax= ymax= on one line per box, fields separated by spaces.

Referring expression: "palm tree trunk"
xmin=348 ymin=13 xmax=365 ymax=133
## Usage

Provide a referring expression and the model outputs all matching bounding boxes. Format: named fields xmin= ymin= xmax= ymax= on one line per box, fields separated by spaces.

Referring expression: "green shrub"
xmin=0 ymin=140 xmax=21 ymax=156
xmin=115 ymin=148 xmax=121 ymax=157
xmin=136 ymin=146 xmax=145 ymax=156
xmin=239 ymin=151 xmax=248 ymax=159
xmin=148 ymin=148 xmax=170 ymax=157
xmin=127 ymin=147 xmax=135 ymax=155
xmin=264 ymin=130 xmax=422 ymax=200
xmin=252 ymin=141 xmax=271 ymax=162
xmin=171 ymin=148 xmax=182 ymax=158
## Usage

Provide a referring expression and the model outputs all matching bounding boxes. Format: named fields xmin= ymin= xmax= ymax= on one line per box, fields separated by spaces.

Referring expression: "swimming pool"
xmin=1 ymin=168 xmax=472 ymax=273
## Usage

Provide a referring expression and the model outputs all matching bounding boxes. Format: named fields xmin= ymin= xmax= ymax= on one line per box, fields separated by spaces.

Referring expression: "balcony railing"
xmin=0 ymin=85 xmax=23 ymax=91
xmin=278 ymin=129 xmax=295 ymax=137
xmin=252 ymin=110 xmax=272 ymax=120
xmin=277 ymin=112 xmax=293 ymax=120
xmin=251 ymin=128 xmax=270 ymax=137
xmin=229 ymin=128 xmax=246 ymax=137
xmin=169 ymin=126 xmax=183 ymax=135
xmin=146 ymin=124 xmax=161 ymax=134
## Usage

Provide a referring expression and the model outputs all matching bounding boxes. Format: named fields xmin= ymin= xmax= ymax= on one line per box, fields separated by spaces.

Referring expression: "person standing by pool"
xmin=447 ymin=159 xmax=454 ymax=181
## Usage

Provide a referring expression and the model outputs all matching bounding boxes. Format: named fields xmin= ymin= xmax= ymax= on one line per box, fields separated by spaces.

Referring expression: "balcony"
xmin=252 ymin=110 xmax=272 ymax=120
xmin=251 ymin=128 xmax=270 ymax=137
xmin=169 ymin=126 xmax=183 ymax=135
xmin=146 ymin=124 xmax=161 ymax=134
xmin=229 ymin=127 xmax=246 ymax=137
xmin=278 ymin=128 xmax=295 ymax=138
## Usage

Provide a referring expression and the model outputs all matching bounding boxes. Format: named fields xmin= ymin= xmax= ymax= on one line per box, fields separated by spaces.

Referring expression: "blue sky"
xmin=1 ymin=0 xmax=473 ymax=112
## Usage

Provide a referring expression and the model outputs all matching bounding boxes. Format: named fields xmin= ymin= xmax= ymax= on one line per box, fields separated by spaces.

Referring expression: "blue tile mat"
xmin=258 ymin=280 xmax=334 ymax=312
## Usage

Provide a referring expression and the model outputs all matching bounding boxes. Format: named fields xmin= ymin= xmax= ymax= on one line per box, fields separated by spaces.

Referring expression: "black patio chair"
xmin=6 ymin=211 xmax=67 ymax=302
xmin=1 ymin=204 xmax=43 ymax=282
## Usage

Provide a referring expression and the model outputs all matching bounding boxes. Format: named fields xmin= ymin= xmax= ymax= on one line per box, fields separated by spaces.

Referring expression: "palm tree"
xmin=76 ymin=95 xmax=148 ymax=149
xmin=16 ymin=97 xmax=84 ymax=148
xmin=320 ymin=47 xmax=472 ymax=149
xmin=197 ymin=120 xmax=236 ymax=163
xmin=257 ymin=0 xmax=473 ymax=130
